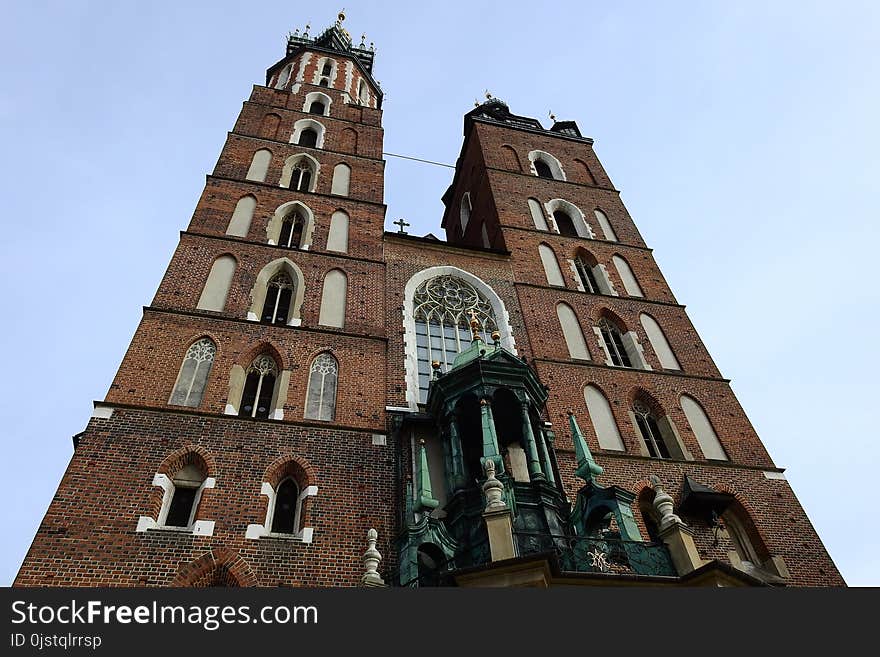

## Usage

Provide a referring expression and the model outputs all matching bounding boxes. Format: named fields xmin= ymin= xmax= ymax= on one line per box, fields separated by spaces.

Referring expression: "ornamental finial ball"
xmin=491 ymin=330 xmax=501 ymax=343
xmin=338 ymin=10 xmax=346 ymax=22
xmin=431 ymin=360 xmax=441 ymax=370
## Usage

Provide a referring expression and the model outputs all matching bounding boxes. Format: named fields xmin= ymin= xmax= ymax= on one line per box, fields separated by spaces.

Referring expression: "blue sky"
xmin=1 ymin=1 xmax=877 ymax=585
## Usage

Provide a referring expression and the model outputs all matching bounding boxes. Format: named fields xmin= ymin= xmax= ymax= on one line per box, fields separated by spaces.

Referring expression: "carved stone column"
xmin=519 ymin=400 xmax=545 ymax=481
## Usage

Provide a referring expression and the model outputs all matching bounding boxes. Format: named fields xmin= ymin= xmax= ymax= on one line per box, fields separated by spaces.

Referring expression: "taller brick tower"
xmin=16 ymin=13 xmax=394 ymax=587
xmin=16 ymin=15 xmax=843 ymax=587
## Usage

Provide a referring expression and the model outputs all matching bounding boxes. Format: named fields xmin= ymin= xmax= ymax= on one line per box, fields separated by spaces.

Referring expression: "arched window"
xmin=528 ymin=151 xmax=566 ymax=180
xmin=595 ymin=209 xmax=617 ymax=241
xmin=270 ymin=477 xmax=301 ymax=534
xmin=226 ymin=195 xmax=256 ymax=237
xmin=598 ymin=319 xmax=632 ymax=367
xmin=303 ymin=91 xmax=331 ymax=116
xmin=460 ymin=192 xmax=472 ymax=233
xmin=278 ymin=211 xmax=305 ymax=249
xmin=613 ymin=255 xmax=644 ymax=297
xmin=163 ymin=463 xmax=206 ymax=528
xmin=640 ymin=313 xmax=680 ymax=370
xmin=528 ymin=198 xmax=548 ymax=230
xmin=322 ymin=62 xmax=332 ymax=76
xmin=308 ymin=101 xmax=326 ymax=115
xmin=331 ymin=163 xmax=351 ymax=196
xmin=327 ymin=210 xmax=349 ymax=253
xmin=584 ymin=385 xmax=624 ymax=450
xmin=289 ymin=161 xmax=313 ymax=191
xmin=298 ymin=128 xmax=318 ymax=148
xmin=196 ymin=255 xmax=236 ymax=312
xmin=357 ymin=79 xmax=369 ymax=105
xmin=723 ymin=510 xmax=764 ymax=569
xmin=680 ymin=394 xmax=728 ymax=460
xmin=305 ymin=353 xmax=338 ymax=421
xmin=575 ymin=255 xmax=601 ymax=293
xmin=169 ymin=338 xmax=216 ymax=407
xmin=556 ymin=302 xmax=589 ymax=360
xmin=246 ymin=149 xmax=271 ymax=182
xmin=261 ymin=272 xmax=294 ymax=325
xmin=633 ymin=401 xmax=670 ymax=459
xmin=240 ymin=355 xmax=278 ymax=420
xmin=318 ymin=269 xmax=347 ymax=327
xmin=553 ymin=210 xmax=578 ymax=237
xmin=274 ymin=64 xmax=292 ymax=90
xmin=319 ymin=78 xmax=329 ymax=88
xmin=535 ymin=160 xmax=554 ymax=179
xmin=539 ymin=244 xmax=565 ymax=286
xmin=412 ymin=275 xmax=499 ymax=402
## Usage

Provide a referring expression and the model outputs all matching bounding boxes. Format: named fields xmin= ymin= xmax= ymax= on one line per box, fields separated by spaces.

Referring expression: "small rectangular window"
xmin=165 ymin=487 xmax=198 ymax=527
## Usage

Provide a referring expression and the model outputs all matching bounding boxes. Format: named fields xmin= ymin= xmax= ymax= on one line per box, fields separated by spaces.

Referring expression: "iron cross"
xmin=393 ymin=218 xmax=410 ymax=234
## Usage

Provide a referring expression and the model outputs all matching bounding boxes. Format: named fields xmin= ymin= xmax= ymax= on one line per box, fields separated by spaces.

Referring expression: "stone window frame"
xmin=266 ymin=200 xmax=316 ymax=250
xmin=626 ymin=392 xmax=693 ymax=461
xmin=313 ymin=56 xmax=339 ymax=88
xmin=246 ymin=457 xmax=319 ymax=543
xmin=168 ymin=337 xmax=217 ymax=408
xmin=567 ymin=249 xmax=617 ymax=296
xmin=302 ymin=91 xmax=332 ymax=117
xmin=136 ymin=450 xmax=217 ymax=537
xmin=224 ymin=350 xmax=290 ymax=421
xmin=527 ymin=150 xmax=566 ymax=181
xmin=402 ymin=266 xmax=517 ymax=410
xmin=279 ymin=153 xmax=320 ymax=192
xmin=303 ymin=351 xmax=339 ymax=421
xmin=592 ymin=315 xmax=652 ymax=371
xmin=544 ymin=198 xmax=594 ymax=239
xmin=290 ymin=118 xmax=326 ymax=150
xmin=246 ymin=257 xmax=306 ymax=327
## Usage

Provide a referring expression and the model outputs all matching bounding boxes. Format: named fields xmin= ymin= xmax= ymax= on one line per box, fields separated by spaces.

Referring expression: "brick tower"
xmin=16 ymin=15 xmax=843 ymax=587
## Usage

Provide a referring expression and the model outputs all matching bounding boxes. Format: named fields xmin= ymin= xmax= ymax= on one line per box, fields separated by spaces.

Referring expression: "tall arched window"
xmin=327 ymin=210 xmax=349 ymax=253
xmin=169 ymin=338 xmax=216 ymax=407
xmin=289 ymin=161 xmax=313 ymax=191
xmin=584 ymin=385 xmax=625 ymax=450
xmin=556 ymin=302 xmax=589 ymax=360
xmin=274 ymin=64 xmax=292 ymax=89
xmin=240 ymin=355 xmax=278 ymax=420
xmin=319 ymin=78 xmax=329 ymax=88
xmin=640 ymin=313 xmax=680 ymax=370
xmin=613 ymin=255 xmax=644 ymax=297
xmin=528 ymin=198 xmax=548 ymax=230
xmin=270 ymin=478 xmax=301 ymax=534
xmin=321 ymin=62 xmax=332 ymax=76
xmin=197 ymin=255 xmax=236 ymax=312
xmin=680 ymin=394 xmax=728 ymax=460
xmin=278 ymin=211 xmax=305 ymax=249
xmin=318 ymin=269 xmax=347 ymax=327
xmin=305 ymin=353 xmax=338 ymax=421
xmin=553 ymin=210 xmax=578 ymax=237
xmin=298 ymin=128 xmax=318 ymax=148
xmin=535 ymin=160 xmax=553 ymax=179
xmin=633 ymin=401 xmax=670 ymax=459
xmin=246 ymin=149 xmax=271 ymax=182
xmin=595 ymin=209 xmax=618 ymax=241
xmin=331 ymin=163 xmax=351 ymax=196
xmin=539 ymin=243 xmax=565 ymax=286
xmin=226 ymin=195 xmax=256 ymax=237
xmin=261 ymin=272 xmax=294 ymax=324
xmin=575 ymin=255 xmax=601 ymax=293
xmin=598 ymin=319 xmax=632 ymax=367
xmin=460 ymin=192 xmax=472 ymax=233
xmin=308 ymin=101 xmax=326 ymax=115
xmin=413 ymin=276 xmax=498 ymax=402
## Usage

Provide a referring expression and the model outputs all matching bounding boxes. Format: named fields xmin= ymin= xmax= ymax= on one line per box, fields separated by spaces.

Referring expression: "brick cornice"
xmin=179 ymin=230 xmax=386 ymax=266
xmin=514 ymin=280 xmax=684 ymax=310
xmin=205 ymin=173 xmax=388 ymax=210
xmin=531 ymin=356 xmax=729 ymax=384
xmin=552 ymin=445 xmax=781 ymax=474
xmin=142 ymin=306 xmax=388 ymax=343
xmin=225 ymin=130 xmax=386 ymax=165
xmin=89 ymin=401 xmax=386 ymax=436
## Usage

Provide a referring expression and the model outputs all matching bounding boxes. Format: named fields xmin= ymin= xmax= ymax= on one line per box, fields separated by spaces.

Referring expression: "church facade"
xmin=15 ymin=15 xmax=843 ymax=587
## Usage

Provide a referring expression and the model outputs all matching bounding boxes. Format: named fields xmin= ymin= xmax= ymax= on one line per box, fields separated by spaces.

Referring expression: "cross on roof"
xmin=393 ymin=218 xmax=410 ymax=234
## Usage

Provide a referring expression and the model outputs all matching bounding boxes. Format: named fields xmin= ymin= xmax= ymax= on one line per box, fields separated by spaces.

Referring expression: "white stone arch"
xmin=247 ymin=258 xmax=306 ymax=327
xmin=197 ymin=254 xmax=237 ymax=312
xmin=402 ymin=266 xmax=517 ymax=410
xmin=528 ymin=150 xmax=566 ymax=181
xmin=226 ymin=195 xmax=256 ymax=237
xmin=545 ymin=199 xmax=594 ymax=238
xmin=279 ymin=153 xmax=320 ymax=191
xmin=290 ymin=118 xmax=326 ymax=149
xmin=274 ymin=63 xmax=293 ymax=90
xmin=313 ymin=56 xmax=339 ymax=87
xmin=303 ymin=91 xmax=332 ymax=116
xmin=331 ymin=163 xmax=351 ymax=196
xmin=266 ymin=200 xmax=316 ymax=250
xmin=246 ymin=149 xmax=272 ymax=182
xmin=460 ymin=192 xmax=472 ymax=233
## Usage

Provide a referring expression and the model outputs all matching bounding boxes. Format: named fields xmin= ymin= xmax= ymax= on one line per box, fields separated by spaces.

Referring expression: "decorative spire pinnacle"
xmin=468 ymin=309 xmax=483 ymax=342
xmin=482 ymin=459 xmax=507 ymax=511
xmin=485 ymin=90 xmax=493 ymax=99
xmin=569 ymin=412 xmax=604 ymax=482
xmin=361 ymin=528 xmax=385 ymax=586
xmin=415 ymin=439 xmax=439 ymax=512
xmin=337 ymin=9 xmax=346 ymax=24
xmin=649 ymin=475 xmax=685 ymax=531
xmin=549 ymin=110 xmax=556 ymax=121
